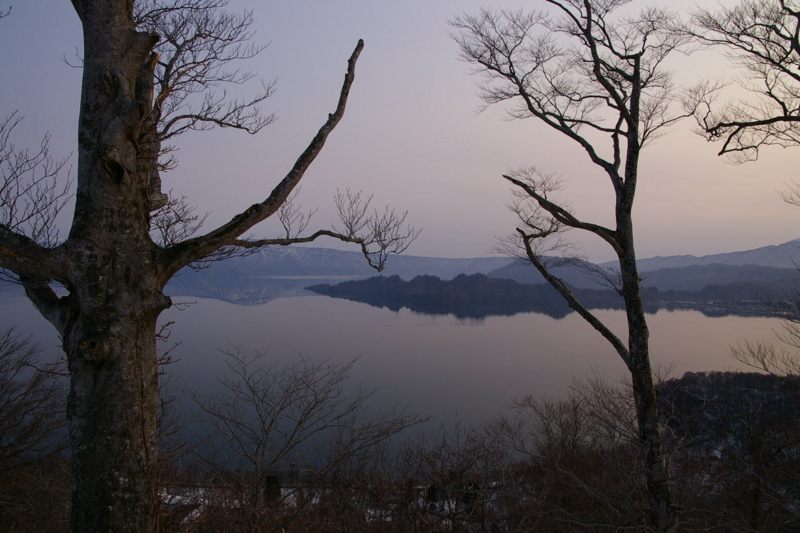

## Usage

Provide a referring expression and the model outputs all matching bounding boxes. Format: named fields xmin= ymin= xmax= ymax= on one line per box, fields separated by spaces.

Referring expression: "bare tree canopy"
xmin=0 ymin=113 xmax=72 ymax=251
xmin=135 ymin=0 xmax=275 ymax=142
xmin=452 ymin=1 xmax=690 ymax=530
xmin=0 ymin=327 xmax=66 ymax=473
xmin=191 ymin=348 xmax=424 ymax=531
xmin=687 ymin=0 xmax=800 ymax=161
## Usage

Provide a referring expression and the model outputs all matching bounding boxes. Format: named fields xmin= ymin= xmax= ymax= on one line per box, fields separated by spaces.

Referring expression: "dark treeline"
xmin=307 ymin=274 xmax=775 ymax=320
xmin=310 ymin=274 xmax=575 ymax=319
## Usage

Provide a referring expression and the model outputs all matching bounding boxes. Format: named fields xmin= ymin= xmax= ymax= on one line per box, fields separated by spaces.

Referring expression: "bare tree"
xmin=687 ymin=0 xmax=800 ymax=163
xmin=452 ymin=2 xmax=691 ymax=531
xmin=189 ymin=348 xmax=423 ymax=532
xmin=0 ymin=327 xmax=66 ymax=473
xmin=0 ymin=113 xmax=72 ymax=251
xmin=499 ymin=377 xmax=646 ymax=530
xmin=0 ymin=327 xmax=69 ymax=532
xmin=405 ymin=420 xmax=509 ymax=532
xmin=0 ymin=2 xmax=417 ymax=531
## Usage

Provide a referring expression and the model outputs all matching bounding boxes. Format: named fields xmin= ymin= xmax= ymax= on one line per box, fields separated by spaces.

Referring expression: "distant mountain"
xmin=487 ymin=260 xmax=800 ymax=294
xmin=377 ymin=253 xmax=513 ymax=280
xmin=638 ymin=264 xmax=800 ymax=292
xmin=171 ymin=246 xmax=511 ymax=280
xmin=165 ymin=240 xmax=800 ymax=305
xmin=614 ymin=239 xmax=800 ymax=271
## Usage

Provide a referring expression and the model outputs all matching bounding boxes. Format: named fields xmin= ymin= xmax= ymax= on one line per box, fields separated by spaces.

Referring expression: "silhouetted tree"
xmin=452 ymin=2 xmax=691 ymax=530
xmin=0 ymin=2 xmax=416 ymax=531
xmin=0 ymin=327 xmax=66 ymax=473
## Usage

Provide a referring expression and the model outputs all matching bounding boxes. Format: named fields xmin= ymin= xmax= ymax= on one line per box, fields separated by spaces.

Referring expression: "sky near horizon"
xmin=1 ymin=0 xmax=798 ymax=262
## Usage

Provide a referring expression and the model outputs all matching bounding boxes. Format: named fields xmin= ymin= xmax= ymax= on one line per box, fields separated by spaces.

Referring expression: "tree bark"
xmin=67 ymin=310 xmax=165 ymax=532
xmin=64 ymin=2 xmax=167 ymax=530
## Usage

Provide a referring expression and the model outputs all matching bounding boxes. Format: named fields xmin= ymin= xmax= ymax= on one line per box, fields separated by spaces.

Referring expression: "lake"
xmin=0 ymin=285 xmax=783 ymax=430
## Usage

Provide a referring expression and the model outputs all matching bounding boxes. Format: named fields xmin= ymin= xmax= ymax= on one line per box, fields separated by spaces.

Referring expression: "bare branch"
xmin=779 ymin=179 xmax=800 ymax=206
xmin=689 ymin=0 xmax=800 ymax=160
xmin=135 ymin=0 xmax=275 ymax=142
xmin=163 ymin=40 xmax=366 ymax=272
xmin=149 ymin=193 xmax=207 ymax=246
xmin=192 ymin=348 xmax=425 ymax=527
xmin=194 ymin=189 xmax=420 ymax=273
xmin=333 ymin=189 xmax=422 ymax=272
xmin=0 ymin=113 xmax=73 ymax=248
xmin=127 ymin=0 xmax=279 ymax=211
xmin=0 ymin=113 xmax=72 ymax=291
xmin=730 ymin=339 xmax=800 ymax=377
xmin=0 ymin=228 xmax=66 ymax=291
xmin=502 ymin=167 xmax=621 ymax=253
xmin=0 ymin=327 xmax=67 ymax=473
xmin=277 ymin=187 xmax=317 ymax=239
xmin=452 ymin=6 xmax=689 ymax=188
xmin=517 ymin=227 xmax=632 ymax=369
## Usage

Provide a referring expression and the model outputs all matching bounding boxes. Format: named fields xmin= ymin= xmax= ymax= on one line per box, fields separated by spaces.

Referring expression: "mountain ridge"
xmin=610 ymin=239 xmax=800 ymax=271
xmin=164 ymin=239 xmax=800 ymax=304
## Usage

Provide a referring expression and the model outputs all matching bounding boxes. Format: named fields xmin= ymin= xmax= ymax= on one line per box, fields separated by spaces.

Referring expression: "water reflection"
xmin=305 ymin=275 xmax=769 ymax=320
xmin=164 ymin=275 xmax=364 ymax=305
xmin=157 ymin=295 xmax=779 ymax=428
xmin=0 ymin=285 xmax=784 ymax=431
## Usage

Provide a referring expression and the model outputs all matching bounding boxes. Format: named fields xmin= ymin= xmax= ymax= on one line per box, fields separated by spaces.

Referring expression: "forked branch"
xmin=163 ymin=39 xmax=366 ymax=275
xmin=0 ymin=113 xmax=72 ymax=248
xmin=224 ymin=189 xmax=420 ymax=273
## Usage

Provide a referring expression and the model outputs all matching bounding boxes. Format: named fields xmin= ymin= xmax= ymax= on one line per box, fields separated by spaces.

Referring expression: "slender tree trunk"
xmin=617 ymin=215 xmax=677 ymax=532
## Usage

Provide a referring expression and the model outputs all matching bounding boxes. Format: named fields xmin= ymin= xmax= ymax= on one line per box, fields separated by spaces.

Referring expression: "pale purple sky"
xmin=1 ymin=0 xmax=797 ymax=261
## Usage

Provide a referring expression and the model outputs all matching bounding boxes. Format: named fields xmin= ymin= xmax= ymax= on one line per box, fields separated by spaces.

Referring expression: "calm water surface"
xmin=1 ymin=289 xmax=782 ymax=427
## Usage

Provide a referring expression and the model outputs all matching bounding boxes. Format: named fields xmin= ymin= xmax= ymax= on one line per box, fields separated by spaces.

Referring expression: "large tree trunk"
xmin=65 ymin=2 xmax=166 ymax=530
xmin=67 ymin=305 xmax=166 ymax=532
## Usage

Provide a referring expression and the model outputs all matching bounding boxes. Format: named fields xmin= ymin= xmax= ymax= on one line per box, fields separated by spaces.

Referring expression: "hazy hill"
xmin=487 ymin=260 xmax=800 ymax=293
xmin=486 ymin=260 xmax=606 ymax=289
xmin=165 ymin=247 xmax=513 ymax=303
xmin=613 ymin=238 xmax=800 ymax=271
xmin=638 ymin=263 xmax=800 ymax=291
